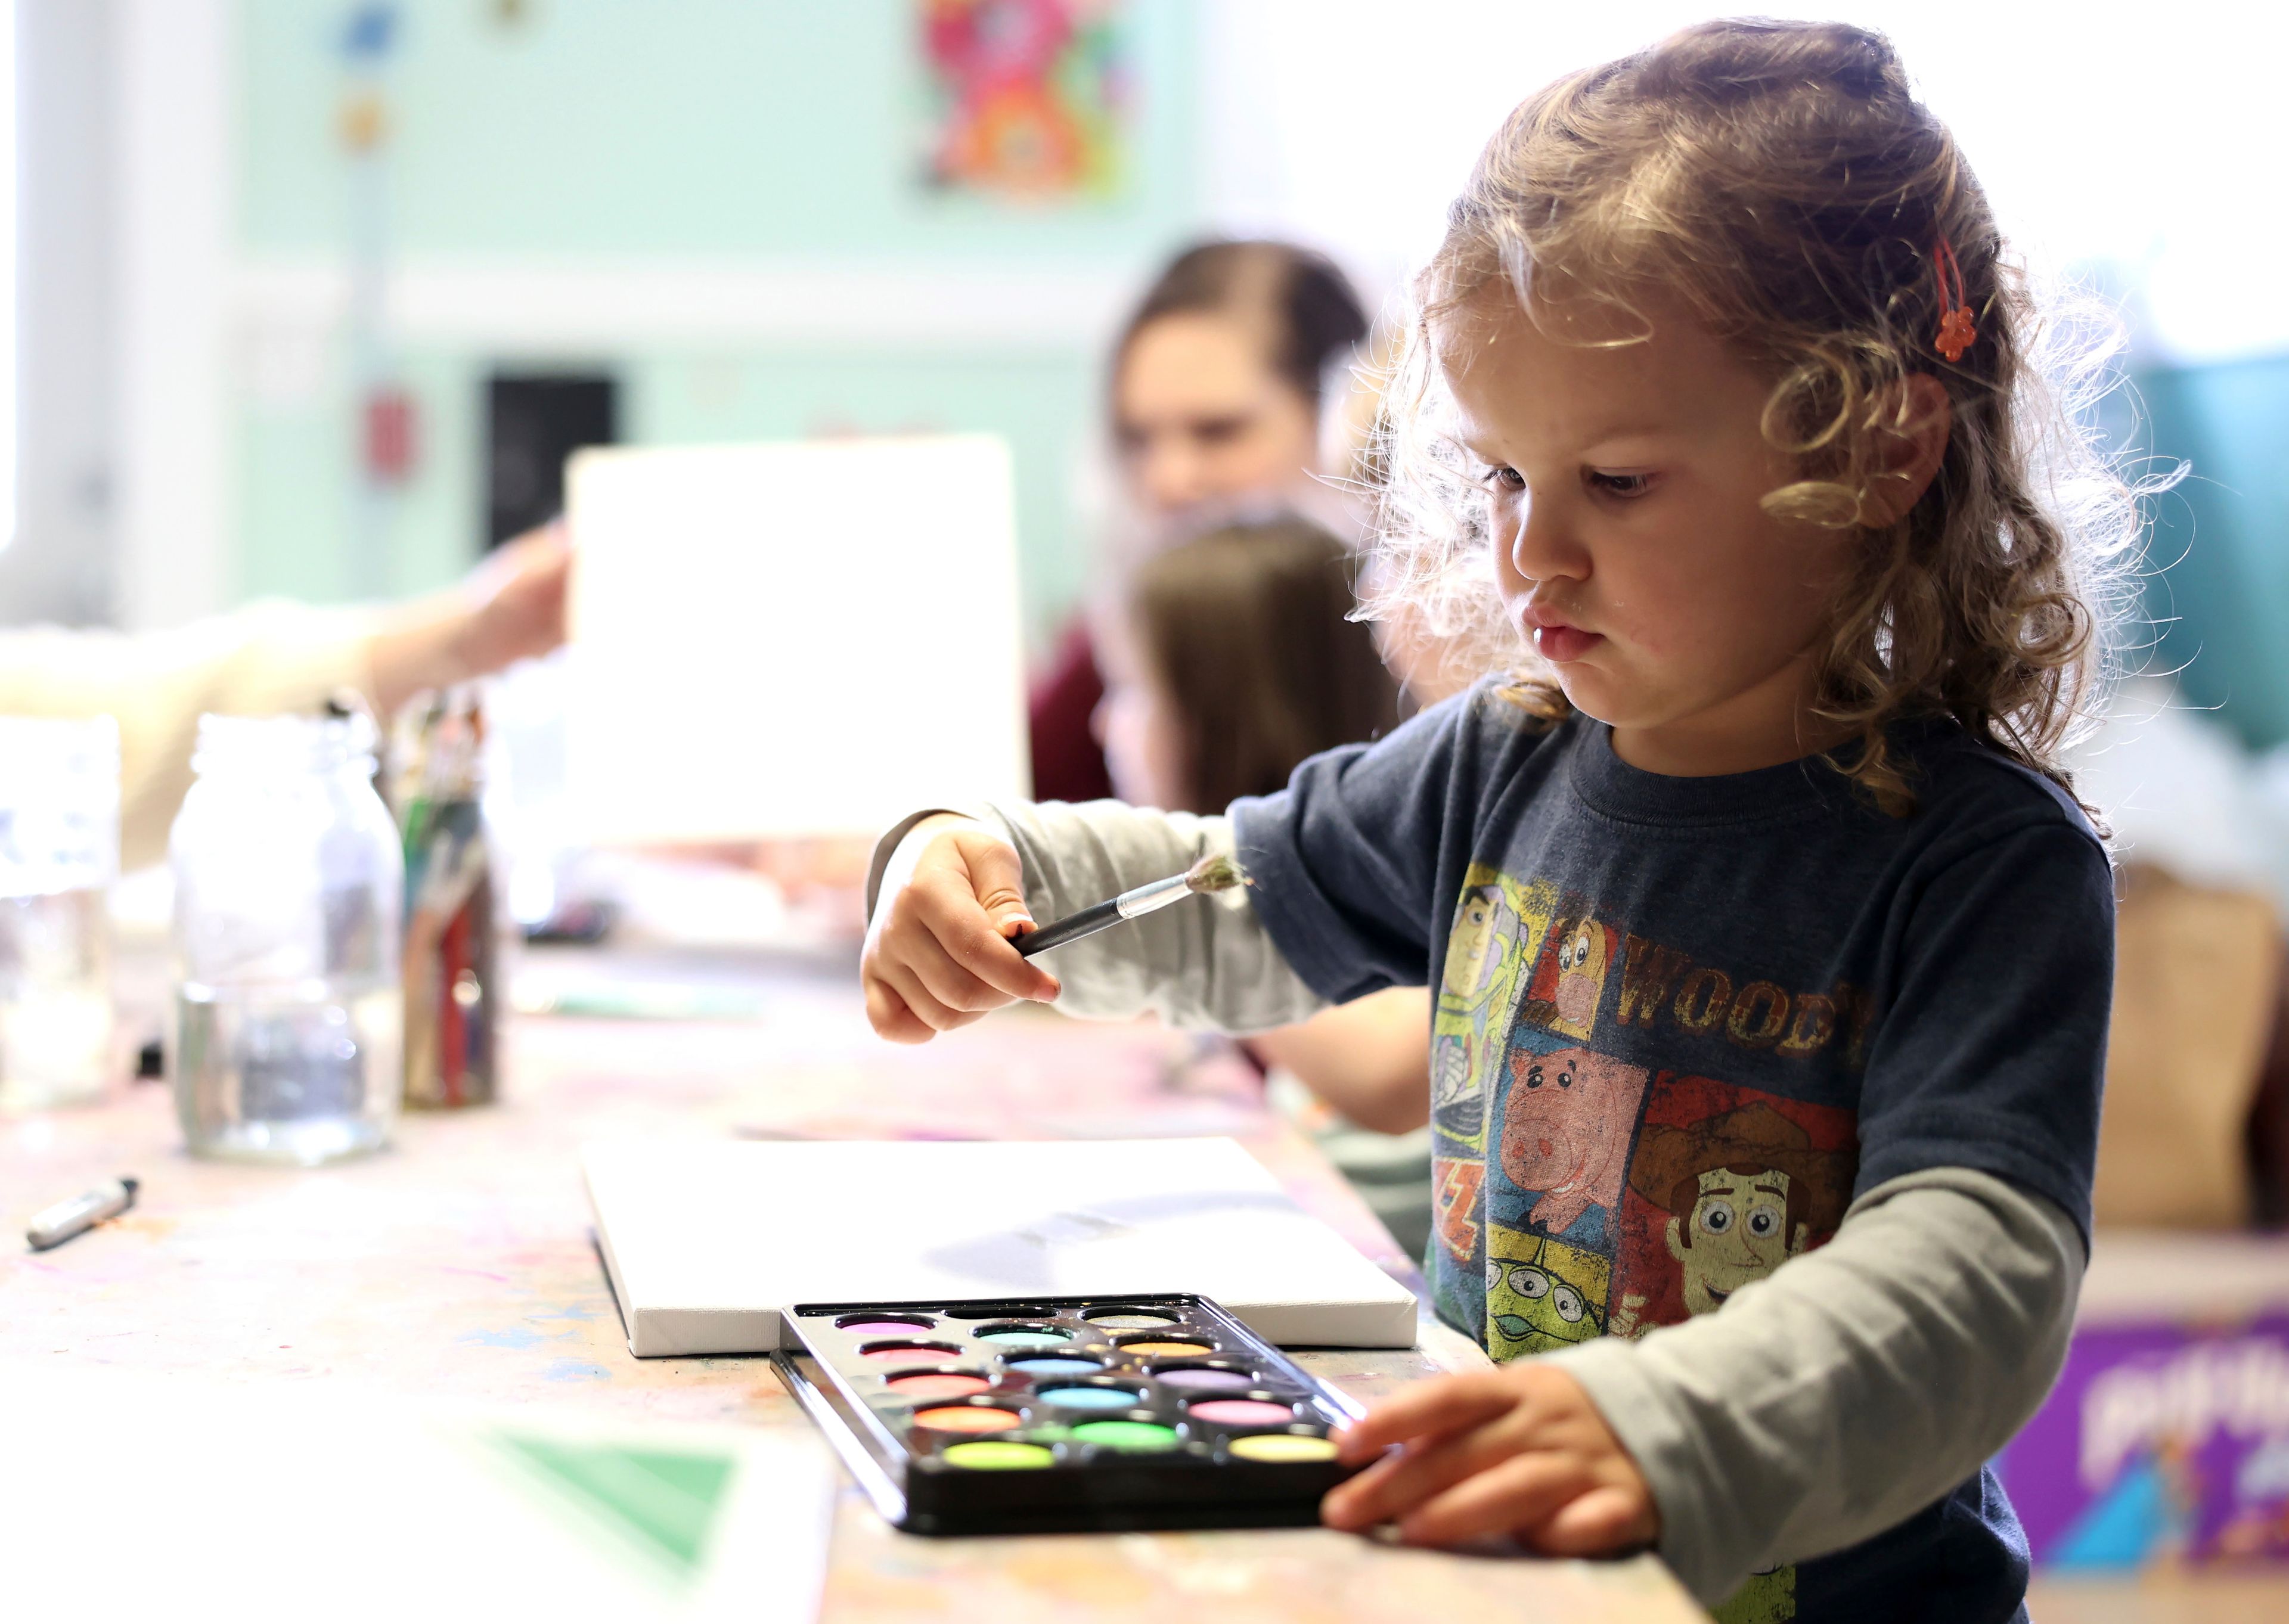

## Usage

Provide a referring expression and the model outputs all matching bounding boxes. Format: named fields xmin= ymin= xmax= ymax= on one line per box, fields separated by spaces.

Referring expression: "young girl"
xmin=864 ymin=20 xmax=2126 ymax=1622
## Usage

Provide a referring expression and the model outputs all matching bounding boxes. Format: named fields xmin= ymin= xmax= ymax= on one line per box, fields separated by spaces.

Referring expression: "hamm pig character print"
xmin=1493 ymin=1044 xmax=1649 ymax=1246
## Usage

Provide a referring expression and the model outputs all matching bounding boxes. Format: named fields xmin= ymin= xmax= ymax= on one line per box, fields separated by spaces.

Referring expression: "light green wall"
xmin=232 ymin=0 xmax=1201 ymax=644
xmin=238 ymin=346 xmax=1103 ymax=635
xmin=2129 ymin=355 xmax=2289 ymax=749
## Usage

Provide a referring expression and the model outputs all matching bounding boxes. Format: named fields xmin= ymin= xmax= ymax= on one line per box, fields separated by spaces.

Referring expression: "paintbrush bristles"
xmin=1184 ymin=852 xmax=1246 ymax=895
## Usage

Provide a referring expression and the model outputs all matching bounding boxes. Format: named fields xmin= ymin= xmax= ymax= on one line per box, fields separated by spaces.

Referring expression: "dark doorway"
xmin=485 ymin=372 xmax=619 ymax=548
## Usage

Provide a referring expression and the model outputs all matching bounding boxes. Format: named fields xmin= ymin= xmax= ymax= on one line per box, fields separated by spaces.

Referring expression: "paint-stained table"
xmin=0 ymin=946 xmax=1704 ymax=1622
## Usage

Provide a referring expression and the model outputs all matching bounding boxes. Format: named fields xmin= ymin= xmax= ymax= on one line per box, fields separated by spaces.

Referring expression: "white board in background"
xmin=564 ymin=436 xmax=1029 ymax=844
xmin=585 ymin=1136 xmax=1422 ymax=1357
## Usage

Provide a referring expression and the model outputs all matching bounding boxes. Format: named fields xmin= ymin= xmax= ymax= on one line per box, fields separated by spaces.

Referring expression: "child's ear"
xmin=1859 ymin=374 xmax=1952 ymax=527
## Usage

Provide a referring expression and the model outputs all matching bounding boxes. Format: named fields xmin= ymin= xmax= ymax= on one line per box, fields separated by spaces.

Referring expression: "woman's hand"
xmin=368 ymin=521 xmax=573 ymax=713
xmin=1323 ymin=1362 xmax=1659 ymax=1555
xmin=449 ymin=520 xmax=573 ymax=679
xmin=861 ymin=816 xmax=1060 ymax=1043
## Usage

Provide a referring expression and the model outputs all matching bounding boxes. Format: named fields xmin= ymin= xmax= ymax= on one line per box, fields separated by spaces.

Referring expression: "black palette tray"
xmin=771 ymin=1293 xmax=1367 ymax=1535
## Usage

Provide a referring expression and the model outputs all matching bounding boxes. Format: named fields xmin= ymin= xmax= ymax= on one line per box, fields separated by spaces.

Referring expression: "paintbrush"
xmin=1012 ymin=852 xmax=1246 ymax=958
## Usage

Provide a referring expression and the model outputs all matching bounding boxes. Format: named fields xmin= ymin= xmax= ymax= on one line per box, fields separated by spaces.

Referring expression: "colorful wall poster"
xmin=919 ymin=0 xmax=1128 ymax=201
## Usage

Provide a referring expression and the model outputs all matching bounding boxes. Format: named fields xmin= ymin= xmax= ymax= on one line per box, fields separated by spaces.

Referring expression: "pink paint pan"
xmin=1187 ymin=1398 xmax=1297 ymax=1427
xmin=858 ymin=1340 xmax=965 ymax=1362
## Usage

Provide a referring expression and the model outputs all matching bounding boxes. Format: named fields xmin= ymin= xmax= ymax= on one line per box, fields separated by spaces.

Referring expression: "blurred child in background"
xmin=1095 ymin=516 xmax=1435 ymax=1255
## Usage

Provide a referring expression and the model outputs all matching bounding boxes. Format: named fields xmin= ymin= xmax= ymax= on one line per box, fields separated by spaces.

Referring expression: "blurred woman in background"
xmin=1029 ymin=240 xmax=1372 ymax=802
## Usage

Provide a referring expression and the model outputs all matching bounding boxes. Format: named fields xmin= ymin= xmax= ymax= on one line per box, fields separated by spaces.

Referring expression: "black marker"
xmin=26 ymin=1176 xmax=138 ymax=1251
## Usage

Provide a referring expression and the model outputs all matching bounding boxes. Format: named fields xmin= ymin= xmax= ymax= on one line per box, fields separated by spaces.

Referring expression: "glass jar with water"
xmin=0 ymin=717 xmax=120 ymax=1110
xmin=169 ymin=714 xmax=404 ymax=1164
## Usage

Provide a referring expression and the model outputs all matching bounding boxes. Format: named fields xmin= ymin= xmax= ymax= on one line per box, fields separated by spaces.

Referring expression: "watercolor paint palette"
xmin=771 ymin=1293 xmax=1367 ymax=1535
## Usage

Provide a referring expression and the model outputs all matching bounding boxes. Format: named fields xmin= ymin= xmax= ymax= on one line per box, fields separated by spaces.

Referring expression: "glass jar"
xmin=0 ymin=718 xmax=120 ymax=1110
xmin=169 ymin=715 xmax=404 ymax=1165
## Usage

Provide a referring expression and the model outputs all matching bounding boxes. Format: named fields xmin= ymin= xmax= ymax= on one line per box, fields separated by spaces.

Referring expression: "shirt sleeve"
xmin=863 ymin=801 xmax=1326 ymax=1034
xmin=1230 ymin=688 xmax=1494 ymax=1003
xmin=0 ymin=604 xmax=379 ymax=870
xmin=1854 ymin=816 xmax=2116 ymax=1243
xmin=1545 ymin=1166 xmax=2083 ymax=1604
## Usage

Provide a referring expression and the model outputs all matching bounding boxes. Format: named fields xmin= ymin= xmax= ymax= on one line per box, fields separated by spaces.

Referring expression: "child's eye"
xmin=1474 ymin=464 xmax=1527 ymax=493
xmin=1587 ymin=470 xmax=1654 ymax=498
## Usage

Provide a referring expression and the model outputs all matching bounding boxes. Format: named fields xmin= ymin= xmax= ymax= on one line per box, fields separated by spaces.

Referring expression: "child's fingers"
xmin=912 ymin=883 xmax=1059 ymax=1005
xmin=1321 ymin=1414 xmax=1531 ymax=1532
xmin=945 ymin=840 xmax=1062 ymax=1003
xmin=1530 ymin=1483 xmax=1659 ymax=1556
xmin=900 ymin=926 xmax=1021 ymax=1017
xmin=1332 ymin=1373 xmax=1519 ymax=1464
xmin=1394 ymin=1451 xmax=1595 ymax=1548
xmin=958 ymin=834 xmax=1037 ymax=936
xmin=871 ymin=958 xmax=978 ymax=1037
xmin=863 ymin=976 xmax=933 ymax=1045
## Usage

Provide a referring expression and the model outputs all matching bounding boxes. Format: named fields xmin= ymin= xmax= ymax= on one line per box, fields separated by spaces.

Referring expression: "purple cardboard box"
xmin=1996 ymin=1235 xmax=2289 ymax=1569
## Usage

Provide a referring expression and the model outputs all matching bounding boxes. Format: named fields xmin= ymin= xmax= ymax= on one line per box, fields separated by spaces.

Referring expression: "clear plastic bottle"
xmin=0 ymin=718 xmax=120 ymax=1110
xmin=169 ymin=715 xmax=404 ymax=1165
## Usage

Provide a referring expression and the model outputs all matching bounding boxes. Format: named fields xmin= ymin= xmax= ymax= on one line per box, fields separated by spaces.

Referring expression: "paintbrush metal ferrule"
xmin=1112 ymin=875 xmax=1192 ymax=918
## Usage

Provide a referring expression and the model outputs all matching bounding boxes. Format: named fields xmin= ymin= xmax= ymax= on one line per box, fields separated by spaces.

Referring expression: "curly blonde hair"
xmin=1366 ymin=17 xmax=2146 ymax=813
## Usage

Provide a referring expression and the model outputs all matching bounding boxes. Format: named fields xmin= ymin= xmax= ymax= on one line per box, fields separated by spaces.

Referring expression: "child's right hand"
xmin=861 ymin=816 xmax=1061 ymax=1044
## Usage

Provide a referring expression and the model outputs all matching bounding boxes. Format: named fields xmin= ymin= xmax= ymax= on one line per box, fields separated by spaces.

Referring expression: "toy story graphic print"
xmin=1425 ymin=866 xmax=1863 ymax=1387
xmin=1429 ymin=867 xmax=1550 ymax=1149
xmin=1424 ymin=867 xmax=1862 ymax=1619
xmin=1514 ymin=914 xmax=1618 ymax=1041
xmin=1485 ymin=1224 xmax=1609 ymax=1356
xmin=1608 ymin=1081 xmax=1855 ymax=1338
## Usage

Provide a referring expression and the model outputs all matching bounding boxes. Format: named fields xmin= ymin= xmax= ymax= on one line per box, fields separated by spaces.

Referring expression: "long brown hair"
xmin=1367 ymin=18 xmax=2145 ymax=813
xmin=1116 ymin=240 xmax=1369 ymax=416
xmin=1129 ymin=519 xmax=1403 ymax=812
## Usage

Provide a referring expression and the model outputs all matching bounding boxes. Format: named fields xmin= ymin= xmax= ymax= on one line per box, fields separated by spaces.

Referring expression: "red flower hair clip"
xmin=1933 ymin=237 xmax=1977 ymax=363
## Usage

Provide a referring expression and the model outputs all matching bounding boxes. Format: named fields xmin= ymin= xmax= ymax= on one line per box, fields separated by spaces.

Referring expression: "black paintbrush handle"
xmin=1012 ymin=898 xmax=1123 ymax=957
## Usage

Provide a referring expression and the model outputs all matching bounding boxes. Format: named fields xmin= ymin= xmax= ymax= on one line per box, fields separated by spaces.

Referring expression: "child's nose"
xmin=1507 ymin=498 xmax=1590 ymax=583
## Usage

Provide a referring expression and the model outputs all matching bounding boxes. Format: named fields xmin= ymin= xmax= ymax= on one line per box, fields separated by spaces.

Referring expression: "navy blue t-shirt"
xmin=1231 ymin=686 xmax=2113 ymax=1624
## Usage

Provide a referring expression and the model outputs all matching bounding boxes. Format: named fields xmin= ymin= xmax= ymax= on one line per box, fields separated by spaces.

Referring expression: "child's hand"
xmin=1322 ymin=1363 xmax=1658 ymax=1555
xmin=861 ymin=816 xmax=1060 ymax=1043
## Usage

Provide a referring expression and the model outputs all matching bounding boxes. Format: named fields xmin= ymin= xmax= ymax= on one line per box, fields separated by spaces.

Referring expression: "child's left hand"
xmin=1322 ymin=1362 xmax=1660 ymax=1554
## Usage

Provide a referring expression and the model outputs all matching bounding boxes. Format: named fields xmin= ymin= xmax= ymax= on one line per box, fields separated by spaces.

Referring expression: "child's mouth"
xmin=1533 ymin=623 xmax=1603 ymax=663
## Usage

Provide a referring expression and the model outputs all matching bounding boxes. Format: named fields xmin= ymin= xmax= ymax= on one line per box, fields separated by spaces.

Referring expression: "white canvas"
xmin=563 ymin=436 xmax=1029 ymax=843
xmin=584 ymin=1137 xmax=1422 ymax=1356
xmin=0 ymin=1367 xmax=833 ymax=1620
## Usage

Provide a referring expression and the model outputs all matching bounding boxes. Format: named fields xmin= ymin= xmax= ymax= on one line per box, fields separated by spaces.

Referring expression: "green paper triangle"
xmin=496 ymin=1433 xmax=736 ymax=1576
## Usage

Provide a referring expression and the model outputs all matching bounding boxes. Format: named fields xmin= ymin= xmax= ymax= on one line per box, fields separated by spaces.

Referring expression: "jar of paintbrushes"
xmin=395 ymin=686 xmax=498 ymax=1108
